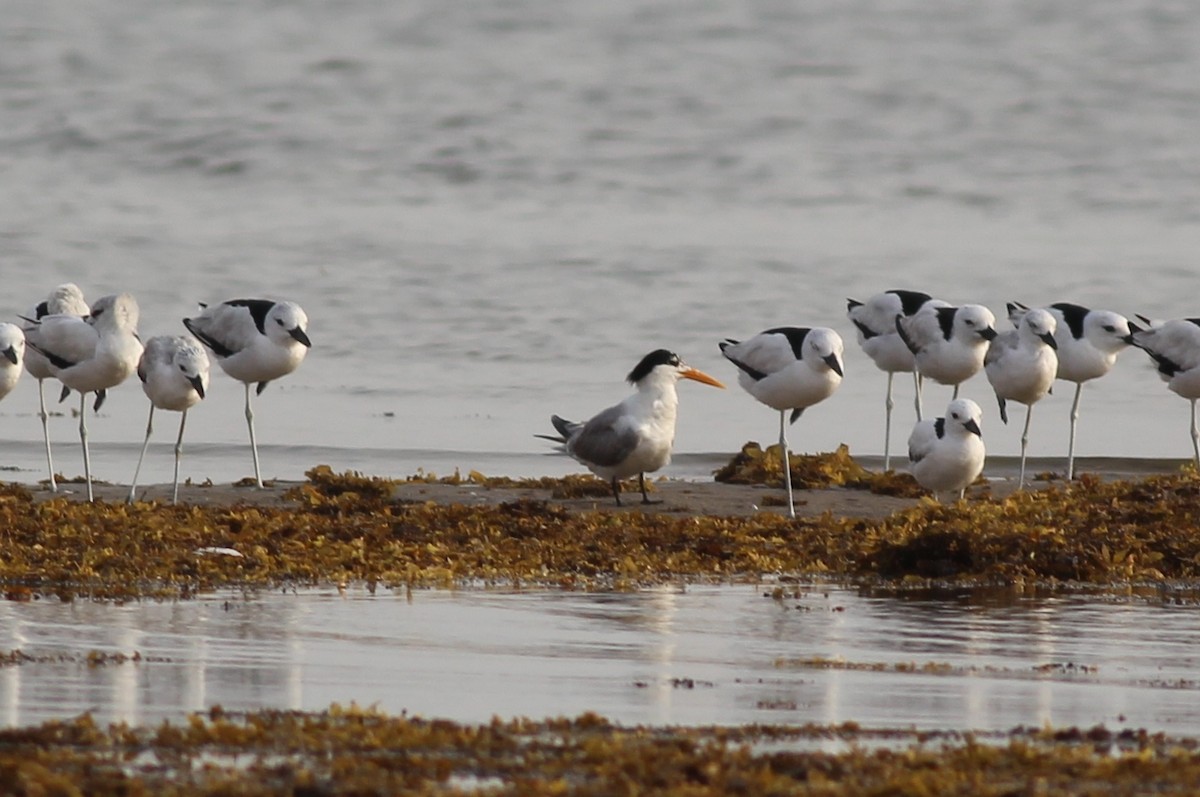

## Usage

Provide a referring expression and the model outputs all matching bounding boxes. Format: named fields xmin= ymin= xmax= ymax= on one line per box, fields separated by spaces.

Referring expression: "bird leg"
xmin=780 ymin=410 xmax=795 ymax=519
xmin=952 ymin=383 xmax=960 ymax=400
xmin=1019 ymin=403 xmax=1034 ymax=489
xmin=37 ymin=378 xmax=57 ymax=492
xmin=610 ymin=476 xmax=622 ymax=506
xmin=1067 ymin=382 xmax=1083 ymax=481
xmin=173 ymin=409 xmax=188 ymax=505
xmin=639 ymin=473 xmax=660 ymax=505
xmin=1191 ymin=399 xmax=1199 ymax=473
xmin=245 ymin=383 xmax=264 ymax=488
xmin=883 ymin=372 xmax=894 ymax=471
xmin=913 ymin=372 xmax=924 ymax=422
xmin=128 ymin=404 xmax=155 ymax=504
xmin=78 ymin=391 xmax=93 ymax=502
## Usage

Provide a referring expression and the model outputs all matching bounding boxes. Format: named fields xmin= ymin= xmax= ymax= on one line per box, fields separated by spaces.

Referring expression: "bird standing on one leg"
xmin=1129 ymin=318 xmax=1200 ymax=470
xmin=128 ymin=336 xmax=211 ymax=504
xmin=847 ymin=290 xmax=943 ymax=469
xmin=23 ymin=293 xmax=144 ymax=502
xmin=537 ymin=349 xmax=725 ymax=506
xmin=1006 ymin=301 xmax=1135 ymax=480
xmin=907 ymin=398 xmax=986 ymax=501
xmin=183 ymin=299 xmax=311 ymax=488
xmin=719 ymin=327 xmax=844 ymax=518
xmin=984 ymin=308 xmax=1058 ymax=489
xmin=20 ymin=283 xmax=89 ymax=492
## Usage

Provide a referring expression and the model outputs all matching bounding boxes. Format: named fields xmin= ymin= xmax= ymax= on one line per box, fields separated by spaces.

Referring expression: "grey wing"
xmin=721 ymin=333 xmax=796 ymax=377
xmin=907 ymin=419 xmax=937 ymax=464
xmin=183 ymin=302 xmax=258 ymax=358
xmin=568 ymin=404 xmax=639 ymax=467
xmin=896 ymin=310 xmax=943 ymax=354
xmin=983 ymin=329 xmax=1019 ymax=366
xmin=1135 ymin=321 xmax=1200 ymax=372
xmin=26 ymin=315 xmax=98 ymax=367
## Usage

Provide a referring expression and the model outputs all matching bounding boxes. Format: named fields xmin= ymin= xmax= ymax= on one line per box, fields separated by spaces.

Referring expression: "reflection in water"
xmin=1 ymin=585 xmax=1199 ymax=733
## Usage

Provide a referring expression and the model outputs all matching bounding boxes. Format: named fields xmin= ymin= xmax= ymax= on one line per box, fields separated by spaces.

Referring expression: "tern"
xmin=24 ymin=293 xmax=144 ymax=502
xmin=1129 ymin=318 xmax=1200 ymax=469
xmin=847 ymin=289 xmax=943 ymax=468
xmin=128 ymin=335 xmax=211 ymax=505
xmin=984 ymin=308 xmax=1058 ymax=488
xmin=719 ymin=327 xmax=844 ymax=518
xmin=20 ymin=283 xmax=89 ymax=491
xmin=1006 ymin=301 xmax=1136 ymax=479
xmin=896 ymin=303 xmax=998 ymax=399
xmin=183 ymin=298 xmax=311 ymax=488
xmin=538 ymin=349 xmax=724 ymax=505
xmin=907 ymin=398 xmax=985 ymax=501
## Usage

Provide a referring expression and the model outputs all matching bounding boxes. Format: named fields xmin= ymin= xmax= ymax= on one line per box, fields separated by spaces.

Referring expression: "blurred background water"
xmin=2 ymin=0 xmax=1199 ymax=486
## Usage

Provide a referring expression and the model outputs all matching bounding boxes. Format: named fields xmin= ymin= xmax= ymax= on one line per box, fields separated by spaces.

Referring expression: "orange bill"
xmin=681 ymin=368 xmax=725 ymax=388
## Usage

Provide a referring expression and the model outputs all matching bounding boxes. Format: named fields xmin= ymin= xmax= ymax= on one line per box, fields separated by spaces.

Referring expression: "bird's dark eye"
xmin=1103 ymin=325 xmax=1115 ymax=332
xmin=951 ymin=412 xmax=959 ymax=419
xmin=179 ymin=364 xmax=187 ymax=372
xmin=964 ymin=319 xmax=974 ymax=326
xmin=276 ymin=318 xmax=285 ymax=326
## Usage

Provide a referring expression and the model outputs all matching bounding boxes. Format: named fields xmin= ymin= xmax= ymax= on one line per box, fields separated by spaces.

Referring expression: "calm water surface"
xmin=3 ymin=585 xmax=1198 ymax=733
xmin=1 ymin=0 xmax=1200 ymax=488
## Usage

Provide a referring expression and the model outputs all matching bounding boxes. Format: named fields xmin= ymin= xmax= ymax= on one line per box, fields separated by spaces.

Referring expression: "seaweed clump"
xmin=0 ymin=706 xmax=1198 ymax=796
xmin=715 ymin=442 xmax=925 ymax=497
xmin=6 ymin=469 xmax=1200 ymax=598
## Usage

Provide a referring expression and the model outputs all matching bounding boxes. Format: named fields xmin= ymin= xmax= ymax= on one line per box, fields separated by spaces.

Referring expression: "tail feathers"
xmin=535 ymin=414 xmax=576 ymax=444
xmin=997 ymin=395 xmax=1009 ymax=425
xmin=718 ymin=338 xmax=738 ymax=353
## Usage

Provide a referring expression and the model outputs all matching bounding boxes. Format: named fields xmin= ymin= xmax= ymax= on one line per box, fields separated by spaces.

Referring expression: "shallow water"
xmin=2 ymin=0 xmax=1200 ymax=491
xmin=3 ymin=585 xmax=1199 ymax=733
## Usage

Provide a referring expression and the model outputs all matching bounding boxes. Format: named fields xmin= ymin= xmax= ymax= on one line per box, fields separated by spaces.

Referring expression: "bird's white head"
xmin=954 ymin=304 xmax=998 ymax=343
xmin=805 ymin=327 xmax=845 ymax=377
xmin=174 ymin=340 xmax=211 ymax=400
xmin=0 ymin=322 xmax=25 ymax=367
xmin=945 ymin=398 xmax=983 ymax=437
xmin=268 ymin=301 xmax=312 ymax=348
xmin=88 ymin=293 xmax=139 ymax=332
xmin=1021 ymin=308 xmax=1058 ymax=349
xmin=1083 ymin=310 xmax=1135 ymax=352
xmin=626 ymin=349 xmax=725 ymax=390
xmin=43 ymin=283 xmax=89 ymax=317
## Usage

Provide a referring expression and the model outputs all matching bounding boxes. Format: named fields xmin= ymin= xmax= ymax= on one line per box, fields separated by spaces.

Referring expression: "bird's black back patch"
xmin=936 ymin=307 xmax=957 ymax=340
xmin=226 ymin=299 xmax=276 ymax=335
xmin=1050 ymin=302 xmax=1088 ymax=340
xmin=627 ymin=349 xmax=680 ymax=383
xmin=35 ymin=301 xmax=50 ymax=319
xmin=934 ymin=417 xmax=946 ymax=439
xmin=889 ymin=289 xmax=933 ymax=316
xmin=762 ymin=327 xmax=811 ymax=361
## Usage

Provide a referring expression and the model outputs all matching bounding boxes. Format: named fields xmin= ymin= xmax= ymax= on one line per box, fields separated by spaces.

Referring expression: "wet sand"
xmin=45 ymin=477 xmax=924 ymax=518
